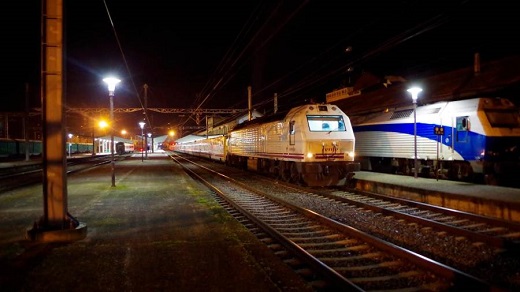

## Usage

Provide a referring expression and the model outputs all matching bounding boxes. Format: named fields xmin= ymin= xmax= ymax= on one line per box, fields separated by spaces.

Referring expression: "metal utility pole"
xmin=103 ymin=77 xmax=120 ymax=187
xmin=109 ymin=87 xmax=115 ymax=186
xmin=27 ymin=0 xmax=87 ymax=242
xmin=248 ymin=86 xmax=252 ymax=121
xmin=274 ymin=93 xmax=278 ymax=114
xmin=24 ymin=83 xmax=30 ymax=161
xmin=407 ymin=87 xmax=422 ymax=179
xmin=144 ymin=84 xmax=148 ymax=159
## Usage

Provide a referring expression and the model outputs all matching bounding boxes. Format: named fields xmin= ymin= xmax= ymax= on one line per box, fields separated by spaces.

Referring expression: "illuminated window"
xmin=307 ymin=115 xmax=346 ymax=132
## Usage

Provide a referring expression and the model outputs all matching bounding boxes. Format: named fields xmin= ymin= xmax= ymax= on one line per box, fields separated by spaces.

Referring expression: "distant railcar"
xmin=174 ymin=104 xmax=360 ymax=187
xmin=0 ymin=138 xmax=93 ymax=158
xmin=0 ymin=138 xmax=42 ymax=158
xmin=352 ymin=97 xmax=520 ymax=186
xmin=115 ymin=141 xmax=134 ymax=155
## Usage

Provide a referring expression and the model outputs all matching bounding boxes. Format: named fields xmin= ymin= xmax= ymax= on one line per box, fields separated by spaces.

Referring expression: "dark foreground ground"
xmin=0 ymin=153 xmax=311 ymax=291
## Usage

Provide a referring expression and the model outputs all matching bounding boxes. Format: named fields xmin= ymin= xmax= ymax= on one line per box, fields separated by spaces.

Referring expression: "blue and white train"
xmin=352 ymin=97 xmax=520 ymax=186
xmin=174 ymin=104 xmax=360 ymax=186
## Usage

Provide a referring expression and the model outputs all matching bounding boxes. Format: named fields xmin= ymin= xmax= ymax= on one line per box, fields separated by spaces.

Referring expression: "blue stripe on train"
xmin=353 ymin=123 xmax=486 ymax=161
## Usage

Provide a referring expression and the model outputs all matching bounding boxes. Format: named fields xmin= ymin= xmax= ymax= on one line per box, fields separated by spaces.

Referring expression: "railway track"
xmin=171 ymin=153 xmax=490 ymax=291
xmin=318 ymin=187 xmax=520 ymax=250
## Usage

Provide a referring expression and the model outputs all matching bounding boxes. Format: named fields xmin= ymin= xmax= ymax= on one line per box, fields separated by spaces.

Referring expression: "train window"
xmin=456 ymin=116 xmax=470 ymax=131
xmin=456 ymin=116 xmax=469 ymax=142
xmin=485 ymin=110 xmax=520 ymax=128
xmin=289 ymin=121 xmax=295 ymax=135
xmin=307 ymin=115 xmax=346 ymax=132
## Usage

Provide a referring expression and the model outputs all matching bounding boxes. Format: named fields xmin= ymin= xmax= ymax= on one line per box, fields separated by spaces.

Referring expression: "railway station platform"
xmin=0 ymin=153 xmax=310 ymax=291
xmin=352 ymin=171 xmax=520 ymax=223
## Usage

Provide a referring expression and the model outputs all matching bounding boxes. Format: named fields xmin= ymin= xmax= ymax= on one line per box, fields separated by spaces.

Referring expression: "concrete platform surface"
xmin=353 ymin=171 xmax=520 ymax=222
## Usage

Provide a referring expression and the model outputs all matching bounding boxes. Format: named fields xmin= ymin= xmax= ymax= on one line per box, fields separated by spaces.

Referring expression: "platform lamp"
xmin=147 ymin=132 xmax=152 ymax=157
xmin=407 ymin=86 xmax=422 ymax=179
xmin=67 ymin=133 xmax=73 ymax=158
xmin=103 ymin=77 xmax=121 ymax=187
xmin=139 ymin=121 xmax=145 ymax=162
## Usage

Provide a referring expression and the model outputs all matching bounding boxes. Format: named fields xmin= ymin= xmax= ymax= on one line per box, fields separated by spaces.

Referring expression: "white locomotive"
xmin=352 ymin=97 xmax=520 ymax=186
xmin=174 ymin=104 xmax=360 ymax=186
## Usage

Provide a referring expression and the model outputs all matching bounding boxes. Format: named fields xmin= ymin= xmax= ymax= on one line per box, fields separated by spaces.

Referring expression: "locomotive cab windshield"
xmin=307 ymin=115 xmax=346 ymax=132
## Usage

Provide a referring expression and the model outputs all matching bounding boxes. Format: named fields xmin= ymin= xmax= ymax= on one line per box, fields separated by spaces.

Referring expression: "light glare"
xmin=103 ymin=77 xmax=121 ymax=93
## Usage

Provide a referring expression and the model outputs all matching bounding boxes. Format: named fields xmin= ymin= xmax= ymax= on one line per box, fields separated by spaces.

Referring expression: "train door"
xmin=289 ymin=120 xmax=295 ymax=145
xmin=222 ymin=135 xmax=228 ymax=161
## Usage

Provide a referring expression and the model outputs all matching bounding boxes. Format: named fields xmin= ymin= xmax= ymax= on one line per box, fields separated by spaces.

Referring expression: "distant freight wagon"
xmin=0 ymin=138 xmax=93 ymax=158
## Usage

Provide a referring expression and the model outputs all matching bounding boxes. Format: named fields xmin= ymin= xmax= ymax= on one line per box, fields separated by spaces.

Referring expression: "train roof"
xmin=97 ymin=136 xmax=133 ymax=144
xmin=175 ymin=134 xmax=222 ymax=144
xmin=231 ymin=109 xmax=292 ymax=131
xmin=231 ymin=104 xmax=350 ymax=131
xmin=332 ymin=54 xmax=520 ymax=117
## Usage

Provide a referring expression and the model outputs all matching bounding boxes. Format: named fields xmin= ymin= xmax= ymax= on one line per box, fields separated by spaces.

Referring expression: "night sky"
xmin=2 ymin=0 xmax=519 ymax=132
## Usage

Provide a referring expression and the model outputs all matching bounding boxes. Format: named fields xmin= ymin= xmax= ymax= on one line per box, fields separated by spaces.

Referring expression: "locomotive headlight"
xmin=346 ymin=151 xmax=354 ymax=158
xmin=307 ymin=152 xmax=314 ymax=158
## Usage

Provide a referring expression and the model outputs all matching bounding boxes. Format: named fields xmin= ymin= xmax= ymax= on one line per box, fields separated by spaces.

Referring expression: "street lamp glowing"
xmin=103 ymin=77 xmax=121 ymax=96
xmin=68 ymin=133 xmax=73 ymax=158
xmin=407 ymin=87 xmax=422 ymax=103
xmin=146 ymin=132 xmax=152 ymax=158
xmin=139 ymin=122 xmax=145 ymax=162
xmin=407 ymin=86 xmax=422 ymax=179
xmin=103 ymin=76 xmax=120 ymax=187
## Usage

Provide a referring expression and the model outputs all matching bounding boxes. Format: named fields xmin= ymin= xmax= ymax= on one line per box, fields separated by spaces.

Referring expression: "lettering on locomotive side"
xmin=323 ymin=147 xmax=336 ymax=152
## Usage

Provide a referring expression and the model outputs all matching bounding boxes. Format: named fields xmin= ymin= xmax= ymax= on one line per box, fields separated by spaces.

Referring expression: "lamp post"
xmin=150 ymin=132 xmax=155 ymax=153
xmin=68 ymin=133 xmax=73 ymax=158
xmin=139 ymin=121 xmax=145 ymax=162
xmin=407 ymin=86 xmax=422 ymax=179
xmin=147 ymin=133 xmax=152 ymax=157
xmin=103 ymin=77 xmax=121 ymax=187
